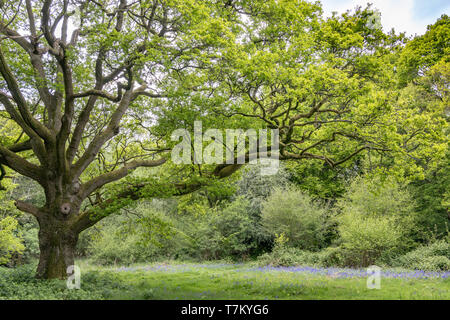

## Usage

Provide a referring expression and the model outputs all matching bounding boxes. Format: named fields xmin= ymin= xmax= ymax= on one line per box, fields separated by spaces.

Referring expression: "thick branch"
xmin=71 ymin=88 xmax=134 ymax=179
xmin=0 ymin=48 xmax=53 ymax=141
xmin=0 ymin=145 xmax=43 ymax=182
xmin=0 ymin=10 xmax=55 ymax=121
xmin=71 ymin=161 xmax=242 ymax=232
xmin=81 ymin=157 xmax=167 ymax=199
xmin=0 ymin=93 xmax=47 ymax=164
xmin=8 ymin=139 xmax=32 ymax=153
xmin=14 ymin=200 xmax=41 ymax=218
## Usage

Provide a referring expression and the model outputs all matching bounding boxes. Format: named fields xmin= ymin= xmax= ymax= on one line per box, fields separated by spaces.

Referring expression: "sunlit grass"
xmin=85 ymin=262 xmax=450 ymax=300
xmin=1 ymin=261 xmax=448 ymax=300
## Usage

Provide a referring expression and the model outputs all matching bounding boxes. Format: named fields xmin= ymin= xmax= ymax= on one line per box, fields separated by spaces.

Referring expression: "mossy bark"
xmin=36 ymin=220 xmax=78 ymax=279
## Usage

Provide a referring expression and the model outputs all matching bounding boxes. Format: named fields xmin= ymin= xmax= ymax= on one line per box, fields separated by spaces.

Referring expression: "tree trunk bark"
xmin=36 ymin=220 xmax=78 ymax=279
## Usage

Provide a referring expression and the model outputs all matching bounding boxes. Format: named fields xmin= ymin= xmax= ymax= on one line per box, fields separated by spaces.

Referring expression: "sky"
xmin=320 ymin=0 xmax=450 ymax=36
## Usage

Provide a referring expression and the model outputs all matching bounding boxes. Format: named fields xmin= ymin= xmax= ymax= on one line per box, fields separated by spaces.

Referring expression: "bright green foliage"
xmin=381 ymin=15 xmax=449 ymax=180
xmin=86 ymin=203 xmax=176 ymax=265
xmin=261 ymin=187 xmax=329 ymax=250
xmin=398 ymin=15 xmax=450 ymax=86
xmin=335 ymin=176 xmax=419 ymax=266
xmin=0 ymin=175 xmax=41 ymax=264
xmin=338 ymin=177 xmax=418 ymax=266
xmin=337 ymin=176 xmax=416 ymax=220
xmin=0 ymin=172 xmax=41 ymax=265
xmin=337 ymin=211 xmax=405 ymax=267
xmin=0 ymin=162 xmax=19 ymax=219
xmin=337 ymin=176 xmax=418 ymax=240
xmin=0 ymin=216 xmax=24 ymax=264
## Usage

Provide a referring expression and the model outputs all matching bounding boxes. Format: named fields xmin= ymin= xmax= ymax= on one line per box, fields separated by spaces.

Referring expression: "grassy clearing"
xmin=96 ymin=263 xmax=450 ymax=300
xmin=2 ymin=261 xmax=448 ymax=300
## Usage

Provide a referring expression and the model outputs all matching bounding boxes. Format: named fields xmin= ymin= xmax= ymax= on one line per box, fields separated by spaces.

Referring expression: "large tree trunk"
xmin=36 ymin=219 xmax=79 ymax=279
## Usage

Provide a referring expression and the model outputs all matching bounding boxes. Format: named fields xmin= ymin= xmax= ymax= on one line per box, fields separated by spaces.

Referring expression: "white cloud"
xmin=320 ymin=0 xmax=448 ymax=36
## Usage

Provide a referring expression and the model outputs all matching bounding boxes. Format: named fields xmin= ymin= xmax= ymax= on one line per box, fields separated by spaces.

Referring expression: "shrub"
xmin=417 ymin=256 xmax=450 ymax=271
xmin=256 ymin=234 xmax=323 ymax=267
xmin=315 ymin=247 xmax=344 ymax=267
xmin=88 ymin=230 xmax=159 ymax=265
xmin=334 ymin=176 xmax=419 ymax=267
xmin=16 ymin=220 xmax=40 ymax=264
xmin=261 ymin=187 xmax=329 ymax=251
xmin=337 ymin=211 xmax=405 ymax=267
xmin=187 ymin=197 xmax=267 ymax=260
xmin=257 ymin=246 xmax=320 ymax=267
xmin=337 ymin=175 xmax=417 ymax=240
xmin=87 ymin=204 xmax=177 ymax=265
xmin=235 ymin=163 xmax=291 ymax=216
xmin=392 ymin=240 xmax=450 ymax=271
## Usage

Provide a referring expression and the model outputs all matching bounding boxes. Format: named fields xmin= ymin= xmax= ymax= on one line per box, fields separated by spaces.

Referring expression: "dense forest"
xmin=0 ymin=0 xmax=448 ymax=298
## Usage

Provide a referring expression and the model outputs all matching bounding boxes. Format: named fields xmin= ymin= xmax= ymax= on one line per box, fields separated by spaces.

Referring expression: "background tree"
xmin=396 ymin=15 xmax=450 ymax=239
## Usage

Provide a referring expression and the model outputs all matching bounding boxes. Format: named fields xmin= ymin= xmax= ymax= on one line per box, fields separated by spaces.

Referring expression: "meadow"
xmin=1 ymin=261 xmax=449 ymax=300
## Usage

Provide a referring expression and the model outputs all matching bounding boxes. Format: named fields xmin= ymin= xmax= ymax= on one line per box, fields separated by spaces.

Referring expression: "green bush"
xmin=256 ymin=234 xmax=323 ymax=267
xmin=315 ymin=247 xmax=344 ymax=267
xmin=337 ymin=210 xmax=405 ymax=267
xmin=88 ymin=231 xmax=158 ymax=266
xmin=17 ymin=222 xmax=40 ymax=263
xmin=256 ymin=233 xmax=346 ymax=268
xmin=334 ymin=176 xmax=419 ymax=267
xmin=261 ymin=187 xmax=329 ymax=251
xmin=392 ymin=240 xmax=450 ymax=271
xmin=417 ymin=256 xmax=450 ymax=271
xmin=337 ymin=176 xmax=418 ymax=239
xmin=257 ymin=246 xmax=320 ymax=267
xmin=186 ymin=197 xmax=266 ymax=260
xmin=87 ymin=204 xmax=177 ymax=265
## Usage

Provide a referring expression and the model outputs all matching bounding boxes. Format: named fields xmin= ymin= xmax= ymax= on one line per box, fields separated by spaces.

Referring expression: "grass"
xmin=2 ymin=261 xmax=448 ymax=300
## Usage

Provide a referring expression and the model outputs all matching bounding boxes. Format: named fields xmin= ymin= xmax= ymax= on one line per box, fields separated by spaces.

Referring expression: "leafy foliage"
xmin=184 ymin=197 xmax=268 ymax=260
xmin=85 ymin=203 xmax=176 ymax=265
xmin=335 ymin=176 xmax=417 ymax=266
xmin=261 ymin=187 xmax=330 ymax=250
xmin=0 ymin=216 xmax=24 ymax=265
xmin=337 ymin=211 xmax=406 ymax=267
xmin=409 ymin=153 xmax=450 ymax=240
xmin=392 ymin=240 xmax=450 ymax=271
